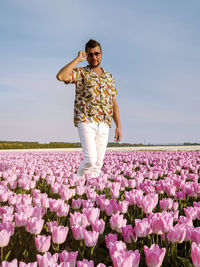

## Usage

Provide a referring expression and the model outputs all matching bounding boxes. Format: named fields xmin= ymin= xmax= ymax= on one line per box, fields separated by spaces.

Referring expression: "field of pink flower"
xmin=0 ymin=150 xmax=200 ymax=267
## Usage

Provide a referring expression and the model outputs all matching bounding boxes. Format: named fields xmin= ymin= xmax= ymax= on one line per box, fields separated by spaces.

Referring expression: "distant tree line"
xmin=0 ymin=141 xmax=199 ymax=150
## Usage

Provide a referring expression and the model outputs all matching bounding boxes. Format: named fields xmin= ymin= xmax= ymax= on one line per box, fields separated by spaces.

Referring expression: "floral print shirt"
xmin=68 ymin=65 xmax=118 ymax=127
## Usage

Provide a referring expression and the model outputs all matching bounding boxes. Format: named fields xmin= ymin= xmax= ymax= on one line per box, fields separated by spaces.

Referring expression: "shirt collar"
xmin=86 ymin=65 xmax=106 ymax=77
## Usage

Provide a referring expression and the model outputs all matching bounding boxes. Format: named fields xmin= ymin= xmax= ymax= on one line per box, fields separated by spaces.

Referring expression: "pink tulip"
xmin=108 ymin=240 xmax=127 ymax=257
xmin=134 ymin=218 xmax=152 ymax=238
xmin=184 ymin=206 xmax=198 ymax=220
xmin=91 ymin=219 xmax=105 ymax=234
xmin=175 ymin=191 xmax=185 ymax=200
xmin=71 ymin=225 xmax=85 ymax=240
xmin=167 ymin=224 xmax=186 ymax=243
xmin=52 ymin=226 xmax=69 ymax=244
xmin=105 ymin=204 xmax=114 ymax=216
xmin=83 ymin=229 xmax=99 ymax=247
xmin=46 ymin=221 xmax=58 ymax=233
xmin=177 ymin=215 xmax=193 ymax=227
xmin=77 ymin=259 xmax=94 ymax=267
xmin=159 ymin=198 xmax=173 ymax=211
xmin=0 ymin=229 xmax=11 ymax=247
xmin=144 ymin=244 xmax=166 ymax=267
xmin=49 ymin=199 xmax=60 ymax=212
xmin=83 ymin=208 xmax=100 ymax=223
xmin=105 ymin=233 xmax=118 ymax=249
xmin=57 ymin=203 xmax=70 ymax=217
xmin=110 ymin=199 xmax=120 ymax=213
xmin=192 ymin=227 xmax=200 ymax=244
xmin=34 ymin=235 xmax=51 ymax=253
xmin=140 ymin=194 xmax=158 ymax=214
xmin=109 ymin=213 xmax=127 ymax=233
xmin=110 ymin=188 xmax=120 ymax=198
xmin=191 ymin=242 xmax=200 ymax=267
xmin=19 ymin=262 xmax=37 ymax=267
xmin=118 ymin=200 xmax=129 ymax=214
xmin=70 ymin=212 xmax=89 ymax=227
xmin=40 ymin=195 xmax=49 ymax=208
xmin=111 ymin=249 xmax=140 ymax=267
xmin=25 ymin=218 xmax=44 ymax=235
xmin=72 ymin=198 xmax=82 ymax=209
xmin=122 ymin=225 xmax=137 ymax=243
xmin=0 ymin=221 xmax=15 ymax=236
xmin=81 ymin=199 xmax=95 ymax=209
xmin=37 ymin=252 xmax=59 ymax=267
xmin=14 ymin=212 xmax=28 ymax=227
xmin=59 ymin=250 xmax=78 ymax=267
xmin=76 ymin=185 xmax=85 ymax=196
xmin=1 ymin=259 xmax=18 ymax=267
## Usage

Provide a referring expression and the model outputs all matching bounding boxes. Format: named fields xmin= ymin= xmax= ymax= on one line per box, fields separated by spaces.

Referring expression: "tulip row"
xmin=0 ymin=150 xmax=200 ymax=266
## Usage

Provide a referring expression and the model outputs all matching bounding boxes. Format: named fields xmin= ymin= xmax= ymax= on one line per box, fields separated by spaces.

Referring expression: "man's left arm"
xmin=113 ymin=99 xmax=122 ymax=142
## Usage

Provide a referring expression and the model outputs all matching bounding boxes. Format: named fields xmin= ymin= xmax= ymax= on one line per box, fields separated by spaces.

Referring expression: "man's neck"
xmin=90 ymin=65 xmax=103 ymax=76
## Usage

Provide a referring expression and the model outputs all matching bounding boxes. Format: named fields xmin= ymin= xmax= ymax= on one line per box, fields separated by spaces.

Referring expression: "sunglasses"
xmin=87 ymin=52 xmax=101 ymax=57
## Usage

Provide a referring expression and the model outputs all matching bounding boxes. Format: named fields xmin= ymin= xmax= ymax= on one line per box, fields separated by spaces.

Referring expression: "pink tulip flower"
xmin=109 ymin=213 xmax=127 ymax=233
xmin=134 ymin=218 xmax=152 ymax=238
xmin=118 ymin=200 xmax=129 ymax=214
xmin=14 ymin=212 xmax=28 ymax=227
xmin=159 ymin=198 xmax=173 ymax=211
xmin=111 ymin=249 xmax=140 ymax=267
xmin=167 ymin=224 xmax=186 ymax=243
xmin=71 ymin=225 xmax=85 ymax=240
xmin=122 ymin=225 xmax=137 ymax=243
xmin=72 ymin=198 xmax=82 ymax=209
xmin=0 ymin=221 xmax=15 ymax=236
xmin=141 ymin=194 xmax=158 ymax=214
xmin=192 ymin=227 xmax=200 ymax=244
xmin=105 ymin=233 xmax=118 ymax=249
xmin=76 ymin=185 xmax=85 ymax=196
xmin=57 ymin=203 xmax=70 ymax=217
xmin=91 ymin=219 xmax=105 ymax=234
xmin=77 ymin=259 xmax=94 ymax=267
xmin=70 ymin=212 xmax=89 ymax=227
xmin=46 ymin=221 xmax=58 ymax=233
xmin=19 ymin=262 xmax=37 ymax=267
xmin=25 ymin=218 xmax=44 ymax=235
xmin=0 ymin=229 xmax=11 ymax=247
xmin=1 ymin=259 xmax=18 ymax=267
xmin=191 ymin=242 xmax=200 ymax=267
xmin=105 ymin=204 xmax=114 ymax=216
xmin=108 ymin=240 xmax=127 ymax=257
xmin=37 ymin=252 xmax=59 ymax=267
xmin=110 ymin=188 xmax=120 ymax=198
xmin=59 ymin=250 xmax=78 ymax=267
xmin=83 ymin=207 xmax=100 ymax=223
xmin=144 ymin=244 xmax=166 ymax=267
xmin=184 ymin=206 xmax=198 ymax=220
xmin=83 ymin=229 xmax=99 ymax=247
xmin=34 ymin=235 xmax=51 ymax=253
xmin=52 ymin=226 xmax=69 ymax=244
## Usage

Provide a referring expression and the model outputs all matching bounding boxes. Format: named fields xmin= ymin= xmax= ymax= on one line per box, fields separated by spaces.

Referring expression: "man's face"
xmin=86 ymin=46 xmax=102 ymax=68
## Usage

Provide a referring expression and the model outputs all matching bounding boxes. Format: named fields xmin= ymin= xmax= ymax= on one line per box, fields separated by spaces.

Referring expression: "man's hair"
xmin=85 ymin=39 xmax=102 ymax=52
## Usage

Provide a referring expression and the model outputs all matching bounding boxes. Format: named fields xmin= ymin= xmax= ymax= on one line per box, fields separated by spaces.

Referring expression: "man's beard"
xmin=89 ymin=61 xmax=100 ymax=68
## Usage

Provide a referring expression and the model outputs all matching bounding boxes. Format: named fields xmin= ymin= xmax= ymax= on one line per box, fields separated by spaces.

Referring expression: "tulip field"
xmin=0 ymin=149 xmax=200 ymax=266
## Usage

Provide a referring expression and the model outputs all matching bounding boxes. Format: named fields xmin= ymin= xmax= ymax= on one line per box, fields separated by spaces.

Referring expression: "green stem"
xmin=91 ymin=246 xmax=95 ymax=256
xmin=1 ymin=246 xmax=3 ymax=262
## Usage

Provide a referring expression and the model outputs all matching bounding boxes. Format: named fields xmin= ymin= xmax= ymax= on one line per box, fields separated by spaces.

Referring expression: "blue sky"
xmin=0 ymin=0 xmax=200 ymax=144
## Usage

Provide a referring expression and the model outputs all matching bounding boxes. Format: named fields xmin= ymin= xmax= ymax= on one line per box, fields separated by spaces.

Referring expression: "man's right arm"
xmin=56 ymin=51 xmax=87 ymax=83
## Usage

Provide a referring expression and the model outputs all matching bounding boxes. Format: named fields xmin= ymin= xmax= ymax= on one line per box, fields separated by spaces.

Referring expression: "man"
xmin=56 ymin=39 xmax=122 ymax=178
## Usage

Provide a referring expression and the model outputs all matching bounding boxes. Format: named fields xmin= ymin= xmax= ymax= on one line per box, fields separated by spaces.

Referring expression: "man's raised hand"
xmin=78 ymin=51 xmax=88 ymax=62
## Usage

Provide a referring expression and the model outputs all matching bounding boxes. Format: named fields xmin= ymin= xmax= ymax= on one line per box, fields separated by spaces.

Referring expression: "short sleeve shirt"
xmin=67 ymin=65 xmax=118 ymax=127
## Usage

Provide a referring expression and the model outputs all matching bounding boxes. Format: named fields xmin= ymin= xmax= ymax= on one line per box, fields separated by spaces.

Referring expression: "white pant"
xmin=77 ymin=122 xmax=109 ymax=178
